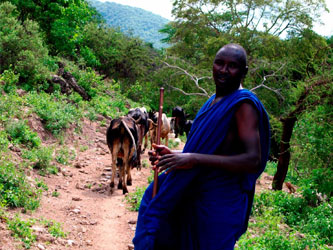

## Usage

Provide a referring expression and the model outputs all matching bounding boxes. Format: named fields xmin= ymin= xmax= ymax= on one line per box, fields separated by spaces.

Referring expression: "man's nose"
xmin=220 ymin=64 xmax=228 ymax=73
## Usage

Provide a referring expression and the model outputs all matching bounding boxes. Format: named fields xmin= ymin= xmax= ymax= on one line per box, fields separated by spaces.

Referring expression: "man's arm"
xmin=157 ymin=102 xmax=261 ymax=174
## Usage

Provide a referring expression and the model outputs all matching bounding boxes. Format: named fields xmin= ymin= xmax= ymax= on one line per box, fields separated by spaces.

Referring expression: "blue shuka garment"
xmin=133 ymin=89 xmax=270 ymax=250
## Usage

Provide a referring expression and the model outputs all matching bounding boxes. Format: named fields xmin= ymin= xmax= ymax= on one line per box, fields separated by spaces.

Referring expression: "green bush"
xmin=0 ymin=69 xmax=19 ymax=93
xmin=5 ymin=120 xmax=41 ymax=148
xmin=237 ymin=210 xmax=327 ymax=250
xmin=0 ymin=130 xmax=10 ymax=151
xmin=0 ymin=160 xmax=41 ymax=210
xmin=0 ymin=3 xmax=55 ymax=89
xmin=55 ymin=146 xmax=76 ymax=165
xmin=22 ymin=146 xmax=54 ymax=174
xmin=125 ymin=186 xmax=146 ymax=211
xmin=26 ymin=91 xmax=81 ymax=134
xmin=7 ymin=216 xmax=36 ymax=249
xmin=0 ymin=92 xmax=25 ymax=123
xmin=252 ymin=191 xmax=333 ymax=246
xmin=41 ymin=219 xmax=67 ymax=238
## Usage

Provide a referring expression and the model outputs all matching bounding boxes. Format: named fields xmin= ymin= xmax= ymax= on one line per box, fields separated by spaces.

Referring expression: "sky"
xmin=99 ymin=0 xmax=333 ymax=37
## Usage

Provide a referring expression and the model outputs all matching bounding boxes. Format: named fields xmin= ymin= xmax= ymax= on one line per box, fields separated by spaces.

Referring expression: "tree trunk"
xmin=272 ymin=116 xmax=297 ymax=190
xmin=49 ymin=62 xmax=91 ymax=100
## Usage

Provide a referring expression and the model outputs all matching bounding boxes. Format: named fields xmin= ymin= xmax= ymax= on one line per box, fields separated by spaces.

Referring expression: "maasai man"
xmin=133 ymin=43 xmax=270 ymax=250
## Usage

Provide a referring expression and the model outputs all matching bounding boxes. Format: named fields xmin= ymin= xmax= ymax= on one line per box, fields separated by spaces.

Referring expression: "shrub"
xmin=7 ymin=216 xmax=36 ymax=249
xmin=125 ymin=186 xmax=146 ymax=211
xmin=0 ymin=69 xmax=19 ymax=93
xmin=0 ymin=130 xmax=10 ymax=151
xmin=5 ymin=120 xmax=41 ymax=148
xmin=252 ymin=191 xmax=332 ymax=246
xmin=26 ymin=91 xmax=81 ymax=134
xmin=22 ymin=146 xmax=55 ymax=174
xmin=0 ymin=160 xmax=41 ymax=210
xmin=55 ymin=146 xmax=76 ymax=165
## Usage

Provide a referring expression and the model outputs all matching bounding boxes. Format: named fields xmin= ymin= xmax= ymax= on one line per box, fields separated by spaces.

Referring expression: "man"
xmin=133 ymin=43 xmax=270 ymax=249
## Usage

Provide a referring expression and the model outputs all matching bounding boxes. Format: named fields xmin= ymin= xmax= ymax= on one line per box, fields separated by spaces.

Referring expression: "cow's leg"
xmin=110 ymin=146 xmax=119 ymax=189
xmin=137 ymin=144 xmax=141 ymax=171
xmin=118 ymin=165 xmax=123 ymax=189
xmin=165 ymin=135 xmax=169 ymax=147
xmin=122 ymin=162 xmax=129 ymax=194
xmin=126 ymin=160 xmax=132 ymax=186
xmin=143 ymin=133 xmax=148 ymax=152
xmin=124 ymin=146 xmax=132 ymax=186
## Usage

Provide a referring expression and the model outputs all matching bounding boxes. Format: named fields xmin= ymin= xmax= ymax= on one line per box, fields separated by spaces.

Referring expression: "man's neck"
xmin=215 ymin=84 xmax=243 ymax=99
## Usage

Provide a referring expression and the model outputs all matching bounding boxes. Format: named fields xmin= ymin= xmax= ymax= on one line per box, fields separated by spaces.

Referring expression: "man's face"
xmin=213 ymin=47 xmax=246 ymax=92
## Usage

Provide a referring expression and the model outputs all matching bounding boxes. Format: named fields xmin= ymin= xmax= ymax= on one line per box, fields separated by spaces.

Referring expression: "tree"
xmin=163 ymin=0 xmax=327 ymax=65
xmin=0 ymin=2 xmax=54 ymax=88
xmin=0 ymin=0 xmax=101 ymax=56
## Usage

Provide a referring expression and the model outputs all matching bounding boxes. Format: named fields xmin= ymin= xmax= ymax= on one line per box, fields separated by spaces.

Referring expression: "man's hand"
xmin=148 ymin=144 xmax=173 ymax=167
xmin=157 ymin=153 xmax=195 ymax=174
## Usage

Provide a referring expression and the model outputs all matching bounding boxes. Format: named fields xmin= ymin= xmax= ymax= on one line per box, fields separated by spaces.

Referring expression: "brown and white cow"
xmin=148 ymin=112 xmax=171 ymax=149
xmin=106 ymin=116 xmax=139 ymax=194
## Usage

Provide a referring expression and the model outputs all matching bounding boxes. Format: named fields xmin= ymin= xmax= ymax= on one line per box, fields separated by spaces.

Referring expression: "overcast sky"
xmin=99 ymin=0 xmax=333 ymax=37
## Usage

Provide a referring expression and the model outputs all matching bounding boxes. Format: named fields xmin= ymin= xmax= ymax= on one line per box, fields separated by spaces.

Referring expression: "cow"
xmin=106 ymin=116 xmax=139 ymax=194
xmin=184 ymin=119 xmax=193 ymax=137
xmin=168 ymin=117 xmax=175 ymax=134
xmin=172 ymin=106 xmax=187 ymax=138
xmin=127 ymin=107 xmax=149 ymax=169
xmin=148 ymin=112 xmax=171 ymax=149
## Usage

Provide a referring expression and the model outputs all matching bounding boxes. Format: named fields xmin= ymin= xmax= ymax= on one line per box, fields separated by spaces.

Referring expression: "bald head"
xmin=216 ymin=44 xmax=247 ymax=69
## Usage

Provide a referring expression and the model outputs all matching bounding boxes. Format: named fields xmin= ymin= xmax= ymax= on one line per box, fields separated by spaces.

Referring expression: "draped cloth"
xmin=133 ymin=89 xmax=270 ymax=250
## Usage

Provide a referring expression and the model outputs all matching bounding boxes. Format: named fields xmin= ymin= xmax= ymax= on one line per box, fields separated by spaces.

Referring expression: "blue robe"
xmin=133 ymin=89 xmax=270 ymax=250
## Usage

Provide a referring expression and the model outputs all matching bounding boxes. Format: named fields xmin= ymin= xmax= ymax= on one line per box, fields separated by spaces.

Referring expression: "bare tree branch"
xmin=163 ymin=61 xmax=211 ymax=97
xmin=250 ymin=63 xmax=286 ymax=100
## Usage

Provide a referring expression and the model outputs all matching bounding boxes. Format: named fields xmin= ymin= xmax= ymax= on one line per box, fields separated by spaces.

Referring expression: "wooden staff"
xmin=152 ymin=87 xmax=164 ymax=198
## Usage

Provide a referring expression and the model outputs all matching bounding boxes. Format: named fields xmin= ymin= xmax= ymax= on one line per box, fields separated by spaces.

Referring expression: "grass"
xmin=5 ymin=214 xmax=67 ymax=249
xmin=125 ymin=186 xmax=146 ymax=211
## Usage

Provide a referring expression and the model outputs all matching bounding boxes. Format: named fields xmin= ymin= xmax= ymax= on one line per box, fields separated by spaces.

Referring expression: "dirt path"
xmin=30 ymin=121 xmax=155 ymax=250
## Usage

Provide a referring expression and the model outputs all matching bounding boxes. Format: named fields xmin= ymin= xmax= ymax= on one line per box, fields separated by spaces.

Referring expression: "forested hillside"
xmin=88 ymin=0 xmax=169 ymax=49
xmin=0 ymin=0 xmax=332 ymax=249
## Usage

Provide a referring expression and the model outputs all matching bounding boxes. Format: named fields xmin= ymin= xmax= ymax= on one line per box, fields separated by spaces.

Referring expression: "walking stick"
xmin=152 ymin=87 xmax=164 ymax=198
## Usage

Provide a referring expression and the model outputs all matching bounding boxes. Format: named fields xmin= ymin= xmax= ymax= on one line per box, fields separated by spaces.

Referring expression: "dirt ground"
xmin=0 ymin=118 xmax=289 ymax=250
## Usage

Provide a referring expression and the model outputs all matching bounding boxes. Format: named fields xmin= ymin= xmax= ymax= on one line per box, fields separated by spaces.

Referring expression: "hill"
xmin=88 ymin=0 xmax=170 ymax=49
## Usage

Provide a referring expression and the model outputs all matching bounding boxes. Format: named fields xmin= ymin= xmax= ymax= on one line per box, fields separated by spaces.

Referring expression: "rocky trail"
xmin=0 ymin=118 xmax=281 ymax=250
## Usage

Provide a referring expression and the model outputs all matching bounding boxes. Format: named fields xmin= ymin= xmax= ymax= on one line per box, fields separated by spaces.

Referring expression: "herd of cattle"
xmin=106 ymin=106 xmax=193 ymax=194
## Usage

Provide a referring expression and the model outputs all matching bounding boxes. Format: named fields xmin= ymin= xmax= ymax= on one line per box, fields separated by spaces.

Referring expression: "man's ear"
xmin=243 ymin=65 xmax=248 ymax=77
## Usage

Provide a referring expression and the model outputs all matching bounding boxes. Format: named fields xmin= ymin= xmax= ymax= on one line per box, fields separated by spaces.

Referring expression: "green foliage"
xmin=0 ymin=130 xmax=10 ymax=151
xmin=22 ymin=147 xmax=55 ymax=175
xmin=168 ymin=138 xmax=180 ymax=149
xmin=7 ymin=216 xmax=36 ymax=249
xmin=290 ymin=104 xmax=333 ymax=196
xmin=0 ymin=160 xmax=42 ymax=210
xmin=51 ymin=191 xmax=60 ymax=197
xmin=237 ymin=209 xmax=328 ymax=250
xmin=125 ymin=186 xmax=146 ymax=211
xmin=7 ymin=216 xmax=67 ymax=249
xmin=5 ymin=120 xmax=41 ymax=148
xmin=253 ymin=191 xmax=333 ymax=246
xmin=0 ymin=69 xmax=19 ymax=93
xmin=0 ymin=91 xmax=25 ymax=123
xmin=26 ymin=91 xmax=81 ymax=134
xmin=147 ymin=170 xmax=154 ymax=184
xmin=41 ymin=219 xmax=67 ymax=238
xmin=0 ymin=2 xmax=55 ymax=88
xmin=55 ymin=146 xmax=76 ymax=165
xmin=80 ymin=46 xmax=101 ymax=67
